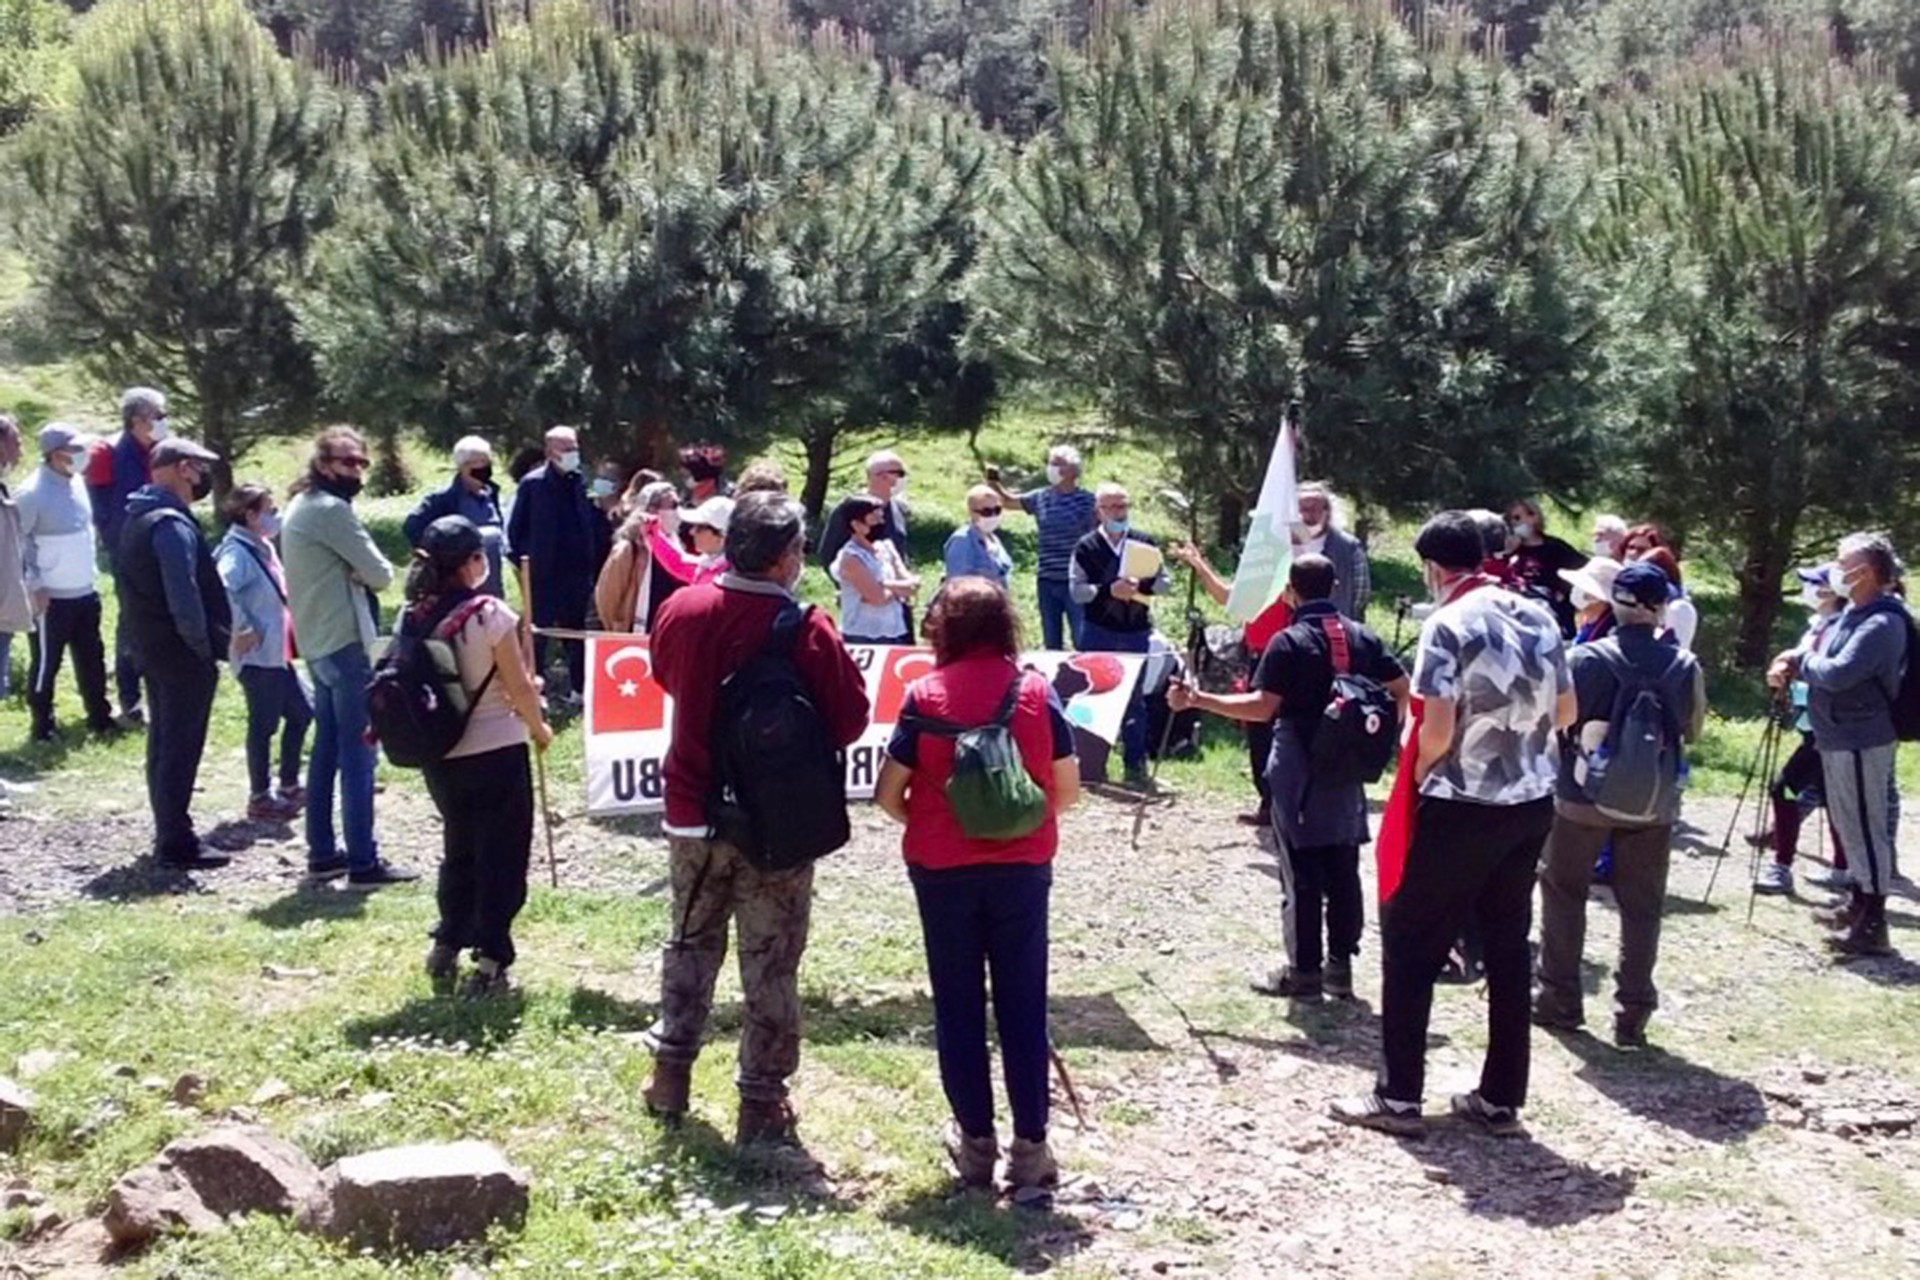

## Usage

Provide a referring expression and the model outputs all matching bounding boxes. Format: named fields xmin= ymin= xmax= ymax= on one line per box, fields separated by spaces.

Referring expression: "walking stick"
xmin=517 ymin=555 xmax=560 ymax=889
xmin=1048 ymin=1041 xmax=1088 ymax=1130
xmin=1132 ymin=497 xmax=1204 ymax=849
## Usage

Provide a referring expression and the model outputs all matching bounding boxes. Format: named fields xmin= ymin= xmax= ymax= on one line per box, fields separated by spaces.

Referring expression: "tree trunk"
xmin=369 ymin=422 xmax=411 ymax=497
xmin=1216 ymin=490 xmax=1246 ymax=551
xmin=801 ymin=425 xmax=841 ymax=526
xmin=1734 ymin=506 xmax=1798 ymax=669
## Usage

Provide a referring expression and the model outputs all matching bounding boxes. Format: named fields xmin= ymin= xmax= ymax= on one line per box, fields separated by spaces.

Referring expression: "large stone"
xmin=102 ymin=1125 xmax=327 ymax=1247
xmin=321 ymin=1141 xmax=529 ymax=1251
xmin=103 ymin=1164 xmax=223 ymax=1246
xmin=0 ymin=1076 xmax=34 ymax=1151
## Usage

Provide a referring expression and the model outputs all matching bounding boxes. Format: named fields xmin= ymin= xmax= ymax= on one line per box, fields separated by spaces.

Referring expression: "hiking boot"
xmin=1613 ymin=1012 xmax=1651 ymax=1050
xmin=1250 ymin=965 xmax=1322 ymax=1000
xmin=1236 ymin=801 xmax=1272 ymax=829
xmin=736 ymin=1097 xmax=800 ymax=1147
xmin=247 ymin=793 xmax=299 ymax=823
xmin=1813 ymin=894 xmax=1863 ymax=931
xmin=944 ymin=1121 xmax=999 ymax=1189
xmin=1752 ymin=863 xmax=1793 ymax=896
xmin=1450 ymin=1091 xmax=1523 ymax=1137
xmin=1005 ymin=1137 xmax=1059 ymax=1191
xmin=1829 ymin=908 xmax=1893 ymax=959
xmin=1329 ymin=1092 xmax=1425 ymax=1138
xmin=1120 ymin=765 xmax=1152 ymax=792
xmin=276 ymin=785 xmax=307 ymax=810
xmin=1324 ymin=958 xmax=1355 ymax=1000
xmin=345 ymin=861 xmax=422 ymax=891
xmin=641 ymin=1061 xmax=691 ymax=1118
xmin=424 ymin=942 xmax=460 ymax=993
xmin=461 ymin=958 xmax=512 ymax=1000
xmin=1531 ymin=1001 xmax=1585 ymax=1032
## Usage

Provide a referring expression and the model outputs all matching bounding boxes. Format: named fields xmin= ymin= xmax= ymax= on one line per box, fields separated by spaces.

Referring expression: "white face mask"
xmin=149 ymin=418 xmax=171 ymax=443
xmin=1046 ymin=463 xmax=1066 ymax=486
xmin=1592 ymin=540 xmax=1614 ymax=559
xmin=975 ymin=513 xmax=1002 ymax=534
xmin=555 ymin=450 xmax=582 ymax=474
xmin=1829 ymin=564 xmax=1858 ymax=595
xmin=1511 ymin=521 xmax=1535 ymax=541
xmin=891 ymin=476 xmax=908 ymax=499
xmin=657 ymin=508 xmax=681 ymax=537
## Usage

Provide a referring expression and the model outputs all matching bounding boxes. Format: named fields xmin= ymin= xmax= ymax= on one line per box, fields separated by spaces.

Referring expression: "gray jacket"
xmin=17 ymin=464 xmax=98 ymax=600
xmin=1310 ymin=526 xmax=1371 ymax=622
xmin=1801 ymin=594 xmax=1910 ymax=752
xmin=0 ymin=479 xmax=31 ymax=633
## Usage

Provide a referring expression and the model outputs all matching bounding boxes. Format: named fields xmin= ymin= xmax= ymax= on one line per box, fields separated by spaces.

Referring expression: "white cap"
xmin=1559 ymin=556 xmax=1622 ymax=605
xmin=684 ymin=496 xmax=734 ymax=533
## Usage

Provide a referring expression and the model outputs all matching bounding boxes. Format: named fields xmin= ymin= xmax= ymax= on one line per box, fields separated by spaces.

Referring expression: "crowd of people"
xmin=0 ymin=404 xmax=1910 ymax=1185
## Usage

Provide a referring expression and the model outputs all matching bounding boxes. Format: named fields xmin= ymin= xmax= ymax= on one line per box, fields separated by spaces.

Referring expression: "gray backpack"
xmin=1581 ymin=642 xmax=1687 ymax=825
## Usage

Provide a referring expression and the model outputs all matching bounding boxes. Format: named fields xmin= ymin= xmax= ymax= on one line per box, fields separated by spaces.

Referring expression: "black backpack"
xmin=1307 ymin=616 xmax=1399 ymax=785
xmin=366 ymin=594 xmax=495 ymax=769
xmin=1892 ymin=607 xmax=1920 ymax=742
xmin=1579 ymin=641 xmax=1688 ymax=825
xmin=710 ymin=604 xmax=851 ymax=872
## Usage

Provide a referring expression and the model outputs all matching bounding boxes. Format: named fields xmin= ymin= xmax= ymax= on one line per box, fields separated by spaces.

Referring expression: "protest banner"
xmin=583 ymin=638 xmax=1147 ymax=815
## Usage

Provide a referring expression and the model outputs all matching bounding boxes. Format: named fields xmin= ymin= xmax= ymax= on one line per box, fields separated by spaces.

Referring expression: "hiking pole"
xmin=518 ymin=556 xmax=560 ymax=890
xmin=1744 ymin=707 xmax=1787 ymax=924
xmin=1132 ymin=492 xmax=1202 ymax=848
xmin=1703 ymin=694 xmax=1783 ymax=906
xmin=1048 ymin=1040 xmax=1088 ymax=1130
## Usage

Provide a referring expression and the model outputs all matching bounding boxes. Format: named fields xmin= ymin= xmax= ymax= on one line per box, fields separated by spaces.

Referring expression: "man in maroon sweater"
xmin=641 ymin=491 xmax=869 ymax=1145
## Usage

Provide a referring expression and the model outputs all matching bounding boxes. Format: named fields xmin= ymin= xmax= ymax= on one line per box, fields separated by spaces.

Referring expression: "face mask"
xmin=1103 ymin=517 xmax=1129 ymax=536
xmin=258 ymin=511 xmax=282 ymax=538
xmin=188 ymin=469 xmax=213 ymax=503
xmin=976 ymin=514 xmax=1003 ymax=534
xmin=657 ymin=508 xmax=681 ymax=537
xmin=1046 ymin=463 xmax=1065 ymax=486
xmin=327 ymin=473 xmax=364 ymax=501
xmin=149 ymin=418 xmax=171 ymax=443
xmin=555 ymin=450 xmax=582 ymax=474
xmin=1828 ymin=565 xmax=1854 ymax=594
xmin=590 ymin=477 xmax=616 ymax=499
xmin=1592 ymin=540 xmax=1613 ymax=559
xmin=468 ymin=465 xmax=493 ymax=487
xmin=891 ymin=476 xmax=908 ymax=499
xmin=1511 ymin=521 xmax=1535 ymax=541
xmin=1571 ymin=587 xmax=1597 ymax=611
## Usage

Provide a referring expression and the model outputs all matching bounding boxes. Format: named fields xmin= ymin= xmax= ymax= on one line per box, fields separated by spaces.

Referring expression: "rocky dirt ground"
xmin=3 ymin=772 xmax=1919 ymax=1278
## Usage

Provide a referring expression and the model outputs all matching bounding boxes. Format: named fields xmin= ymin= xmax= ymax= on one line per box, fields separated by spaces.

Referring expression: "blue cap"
xmin=1612 ymin=560 xmax=1676 ymax=609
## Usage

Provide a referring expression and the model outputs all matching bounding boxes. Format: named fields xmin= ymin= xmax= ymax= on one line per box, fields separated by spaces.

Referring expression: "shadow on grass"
xmin=246 ymin=885 xmax=370 ymax=929
xmin=341 ymin=991 xmax=527 ymax=1052
xmin=882 ymin=1184 xmax=1092 ymax=1274
xmin=792 ymin=989 xmax=1161 ymax=1053
xmin=1553 ymin=1029 xmax=1766 ymax=1144
xmin=1406 ymin=1124 xmax=1638 ymax=1229
xmin=80 ymin=857 xmax=221 ymax=902
xmin=1837 ymin=950 xmax=1920 ymax=988
xmin=566 ymin=984 xmax=653 ymax=1033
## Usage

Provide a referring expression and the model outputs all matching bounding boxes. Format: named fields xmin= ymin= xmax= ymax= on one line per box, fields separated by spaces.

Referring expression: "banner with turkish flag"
xmin=583 ymin=637 xmax=1145 ymax=816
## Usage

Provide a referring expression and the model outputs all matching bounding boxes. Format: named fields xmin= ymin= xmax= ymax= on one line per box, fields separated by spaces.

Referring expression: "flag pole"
xmin=518 ymin=555 xmax=560 ymax=889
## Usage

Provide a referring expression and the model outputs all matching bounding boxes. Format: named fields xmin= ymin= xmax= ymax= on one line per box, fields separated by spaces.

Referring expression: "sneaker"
xmin=736 ymin=1097 xmax=800 ymax=1147
xmin=117 ymin=706 xmax=146 ymax=729
xmin=305 ymin=857 xmax=350 ymax=882
xmin=87 ymin=718 xmax=123 ymax=739
xmin=643 ymin=1061 xmax=692 ymax=1118
xmin=247 ymin=793 xmax=299 ymax=822
xmin=157 ymin=847 xmax=231 ymax=871
xmin=30 ymin=723 xmax=56 ymax=744
xmin=1329 ymin=1092 xmax=1425 ymax=1138
xmin=1743 ymin=828 xmax=1774 ymax=850
xmin=1829 ymin=912 xmax=1893 ymax=958
xmin=275 ymin=785 xmax=307 ymax=810
xmin=1614 ymin=1013 xmax=1651 ymax=1050
xmin=461 ymin=958 xmax=511 ymax=1000
xmin=1324 ymin=958 xmax=1355 ymax=1000
xmin=425 ymin=943 xmax=460 ymax=993
xmin=1236 ymin=802 xmax=1272 ymax=829
xmin=1450 ymin=1091 xmax=1523 ymax=1137
xmin=1753 ymin=863 xmax=1793 ymax=896
xmin=1531 ymin=1002 xmax=1585 ymax=1032
xmin=1120 ymin=766 xmax=1152 ymax=792
xmin=1005 ymin=1137 xmax=1059 ymax=1191
xmin=1805 ymin=865 xmax=1852 ymax=892
xmin=1250 ymin=965 xmax=1322 ymax=1000
xmin=944 ymin=1121 xmax=999 ymax=1189
xmin=344 ymin=862 xmax=422 ymax=891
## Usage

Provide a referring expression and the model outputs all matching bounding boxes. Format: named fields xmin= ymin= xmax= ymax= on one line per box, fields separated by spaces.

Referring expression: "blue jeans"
xmin=306 ymin=645 xmax=379 ymax=871
xmin=1036 ymin=578 xmax=1085 ymax=652
xmin=910 ymin=862 xmax=1053 ymax=1142
xmin=1079 ymin=620 xmax=1150 ymax=771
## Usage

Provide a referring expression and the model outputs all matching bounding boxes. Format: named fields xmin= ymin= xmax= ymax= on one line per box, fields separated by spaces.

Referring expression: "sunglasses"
xmin=975 ymin=506 xmax=1003 ymax=517
xmin=330 ymin=455 xmax=372 ymax=471
xmin=883 ymin=469 xmax=908 ymax=479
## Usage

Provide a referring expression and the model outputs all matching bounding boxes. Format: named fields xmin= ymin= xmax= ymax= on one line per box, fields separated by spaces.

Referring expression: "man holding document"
xmin=1070 ymin=483 xmax=1165 ymax=788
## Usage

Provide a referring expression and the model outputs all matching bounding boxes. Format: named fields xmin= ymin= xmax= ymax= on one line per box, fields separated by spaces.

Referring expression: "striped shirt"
xmin=1020 ymin=486 xmax=1098 ymax=582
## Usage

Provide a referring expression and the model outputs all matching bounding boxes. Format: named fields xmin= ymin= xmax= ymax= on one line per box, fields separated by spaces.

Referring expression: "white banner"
xmin=583 ymin=638 xmax=1148 ymax=815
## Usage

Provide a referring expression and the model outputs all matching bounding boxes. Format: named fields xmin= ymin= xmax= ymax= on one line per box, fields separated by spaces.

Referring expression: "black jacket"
xmin=117 ymin=487 xmax=230 ymax=665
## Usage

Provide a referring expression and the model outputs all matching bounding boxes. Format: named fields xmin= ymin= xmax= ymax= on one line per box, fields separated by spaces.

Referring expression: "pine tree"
xmin=1582 ymin=47 xmax=1920 ymax=664
xmin=13 ymin=0 xmax=346 ymax=490
xmin=972 ymin=0 xmax=1605 ymax=537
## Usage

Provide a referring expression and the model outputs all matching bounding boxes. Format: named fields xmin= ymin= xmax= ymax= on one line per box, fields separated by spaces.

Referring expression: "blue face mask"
xmin=258 ymin=511 xmax=282 ymax=538
xmin=1103 ymin=518 xmax=1129 ymax=536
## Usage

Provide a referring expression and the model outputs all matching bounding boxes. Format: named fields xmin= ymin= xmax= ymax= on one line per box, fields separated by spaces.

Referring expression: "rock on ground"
xmin=0 ymin=1076 xmax=33 ymax=1152
xmin=319 ymin=1140 xmax=529 ymax=1251
xmin=102 ymin=1125 xmax=327 ymax=1247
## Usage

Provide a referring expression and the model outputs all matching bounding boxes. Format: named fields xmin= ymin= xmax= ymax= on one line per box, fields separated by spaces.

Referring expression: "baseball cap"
xmin=37 ymin=422 xmax=92 ymax=454
xmin=150 ymin=438 xmax=220 ymax=469
xmin=684 ymin=496 xmax=734 ymax=533
xmin=420 ymin=514 xmax=483 ymax=562
xmin=1612 ymin=560 xmax=1675 ymax=609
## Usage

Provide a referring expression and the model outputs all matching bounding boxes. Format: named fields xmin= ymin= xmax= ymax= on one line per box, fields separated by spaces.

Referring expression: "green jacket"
xmin=283 ymin=486 xmax=393 ymax=660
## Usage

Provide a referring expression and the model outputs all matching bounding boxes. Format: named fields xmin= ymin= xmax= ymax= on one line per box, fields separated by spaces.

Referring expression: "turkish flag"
xmin=872 ymin=648 xmax=937 ymax=725
xmin=1374 ymin=696 xmax=1424 ymax=906
xmin=591 ymin=641 xmax=668 ymax=735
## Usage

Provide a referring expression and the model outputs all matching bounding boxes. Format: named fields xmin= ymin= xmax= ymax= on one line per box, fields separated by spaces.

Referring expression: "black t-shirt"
xmin=1506 ymin=536 xmax=1586 ymax=635
xmin=1254 ymin=601 xmax=1405 ymax=725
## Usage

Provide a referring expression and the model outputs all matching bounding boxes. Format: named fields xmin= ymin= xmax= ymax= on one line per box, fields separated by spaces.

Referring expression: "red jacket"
xmin=649 ymin=574 xmax=870 ymax=833
xmin=893 ymin=653 xmax=1070 ymax=871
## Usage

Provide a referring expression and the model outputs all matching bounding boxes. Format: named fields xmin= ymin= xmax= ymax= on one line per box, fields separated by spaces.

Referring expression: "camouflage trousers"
xmin=643 ymin=835 xmax=815 ymax=1102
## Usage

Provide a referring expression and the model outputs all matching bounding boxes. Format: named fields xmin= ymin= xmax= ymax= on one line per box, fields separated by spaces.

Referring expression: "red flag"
xmin=591 ymin=642 xmax=667 ymax=735
xmin=872 ymin=648 xmax=937 ymax=725
xmin=1375 ymin=696 xmax=1424 ymax=906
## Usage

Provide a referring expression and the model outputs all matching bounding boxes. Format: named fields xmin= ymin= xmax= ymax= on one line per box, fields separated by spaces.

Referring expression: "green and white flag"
xmin=1224 ymin=422 xmax=1299 ymax=623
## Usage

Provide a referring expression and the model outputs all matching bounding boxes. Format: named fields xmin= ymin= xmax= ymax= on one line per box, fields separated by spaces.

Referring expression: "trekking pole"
xmin=518 ymin=556 xmax=560 ymax=890
xmin=1744 ymin=708 xmax=1787 ymax=924
xmin=1703 ymin=698 xmax=1780 ymax=906
xmin=1132 ymin=499 xmax=1205 ymax=848
xmin=1048 ymin=1040 xmax=1088 ymax=1130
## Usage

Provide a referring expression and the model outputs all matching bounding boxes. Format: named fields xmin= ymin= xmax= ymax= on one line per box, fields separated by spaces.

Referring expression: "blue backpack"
xmin=1580 ymin=641 xmax=1689 ymax=825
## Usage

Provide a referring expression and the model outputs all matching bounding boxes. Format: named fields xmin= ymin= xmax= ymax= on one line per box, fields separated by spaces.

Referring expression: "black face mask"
xmin=317 ymin=471 xmax=363 ymax=502
xmin=468 ymin=465 xmax=493 ymax=487
xmin=188 ymin=469 xmax=214 ymax=503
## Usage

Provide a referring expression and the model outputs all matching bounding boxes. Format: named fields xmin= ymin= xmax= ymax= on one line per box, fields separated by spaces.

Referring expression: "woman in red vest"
xmin=875 ymin=577 xmax=1080 ymax=1195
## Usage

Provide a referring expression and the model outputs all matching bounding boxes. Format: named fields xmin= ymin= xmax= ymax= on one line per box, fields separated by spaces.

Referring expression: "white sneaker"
xmin=1753 ymin=863 xmax=1793 ymax=896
